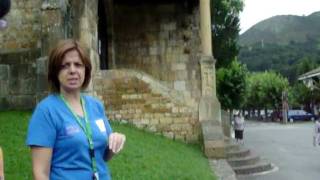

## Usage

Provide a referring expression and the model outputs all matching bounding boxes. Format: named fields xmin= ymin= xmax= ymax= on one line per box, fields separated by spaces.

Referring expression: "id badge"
xmin=93 ymin=172 xmax=99 ymax=180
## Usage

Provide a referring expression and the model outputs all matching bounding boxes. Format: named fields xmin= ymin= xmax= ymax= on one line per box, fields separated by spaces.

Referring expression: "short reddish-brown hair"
xmin=48 ymin=39 xmax=92 ymax=92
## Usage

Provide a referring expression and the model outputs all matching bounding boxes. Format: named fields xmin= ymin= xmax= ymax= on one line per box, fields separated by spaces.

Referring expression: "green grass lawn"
xmin=0 ymin=111 xmax=216 ymax=180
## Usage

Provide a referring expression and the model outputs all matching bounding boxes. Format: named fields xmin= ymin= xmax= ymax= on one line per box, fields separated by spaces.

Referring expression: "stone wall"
xmin=221 ymin=110 xmax=231 ymax=138
xmin=111 ymin=1 xmax=201 ymax=107
xmin=0 ymin=0 xmax=42 ymax=50
xmin=94 ymin=69 xmax=200 ymax=142
xmin=0 ymin=49 xmax=40 ymax=110
xmin=0 ymin=1 xmax=206 ymax=144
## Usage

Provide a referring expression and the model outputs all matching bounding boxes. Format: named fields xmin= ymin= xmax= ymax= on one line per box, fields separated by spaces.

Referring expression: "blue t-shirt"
xmin=26 ymin=94 xmax=113 ymax=180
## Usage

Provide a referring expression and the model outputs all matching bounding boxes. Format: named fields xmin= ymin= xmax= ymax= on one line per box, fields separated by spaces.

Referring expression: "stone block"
xmin=173 ymin=117 xmax=187 ymax=124
xmin=159 ymin=117 xmax=173 ymax=125
xmin=36 ymin=57 xmax=48 ymax=75
xmin=146 ymin=125 xmax=157 ymax=133
xmin=175 ymin=134 xmax=185 ymax=141
xmin=161 ymin=22 xmax=177 ymax=31
xmin=179 ymin=55 xmax=189 ymax=62
xmin=171 ymin=63 xmax=186 ymax=71
xmin=8 ymin=78 xmax=19 ymax=94
xmin=175 ymin=70 xmax=188 ymax=80
xmin=8 ymin=95 xmax=36 ymax=110
xmin=149 ymin=119 xmax=159 ymax=125
xmin=159 ymin=31 xmax=169 ymax=40
xmin=0 ymin=80 xmax=8 ymax=95
xmin=204 ymin=140 xmax=226 ymax=158
xmin=174 ymin=81 xmax=186 ymax=91
xmin=0 ymin=65 xmax=9 ymax=80
xmin=16 ymin=79 xmax=34 ymax=95
xmin=185 ymin=134 xmax=199 ymax=143
xmin=0 ymin=97 xmax=9 ymax=110
xmin=162 ymin=131 xmax=174 ymax=139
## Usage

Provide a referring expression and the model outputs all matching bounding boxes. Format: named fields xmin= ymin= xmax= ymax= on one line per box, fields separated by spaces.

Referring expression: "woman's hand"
xmin=109 ymin=132 xmax=126 ymax=154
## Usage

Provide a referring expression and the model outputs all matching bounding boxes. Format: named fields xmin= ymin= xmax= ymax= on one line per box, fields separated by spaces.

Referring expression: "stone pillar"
xmin=36 ymin=0 xmax=65 ymax=102
xmin=199 ymin=0 xmax=216 ymax=97
xmin=78 ymin=0 xmax=99 ymax=95
xmin=200 ymin=0 xmax=213 ymax=56
xmin=199 ymin=0 xmax=225 ymax=158
xmin=40 ymin=0 xmax=64 ymax=56
xmin=0 ymin=65 xmax=9 ymax=110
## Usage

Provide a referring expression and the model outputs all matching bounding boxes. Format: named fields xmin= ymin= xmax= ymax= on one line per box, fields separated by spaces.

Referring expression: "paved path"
xmin=209 ymin=159 xmax=237 ymax=180
xmin=237 ymin=120 xmax=320 ymax=180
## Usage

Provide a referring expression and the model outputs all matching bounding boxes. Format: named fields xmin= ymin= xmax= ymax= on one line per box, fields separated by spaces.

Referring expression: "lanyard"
xmin=59 ymin=94 xmax=98 ymax=175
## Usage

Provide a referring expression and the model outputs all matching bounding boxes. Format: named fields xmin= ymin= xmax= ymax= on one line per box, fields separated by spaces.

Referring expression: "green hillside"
xmin=238 ymin=11 xmax=320 ymax=83
xmin=239 ymin=11 xmax=320 ymax=46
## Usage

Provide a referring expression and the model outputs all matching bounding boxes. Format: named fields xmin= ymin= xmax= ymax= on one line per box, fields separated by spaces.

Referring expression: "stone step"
xmin=227 ymin=154 xmax=260 ymax=167
xmin=203 ymin=140 xmax=226 ymax=158
xmin=225 ymin=143 xmax=240 ymax=152
xmin=226 ymin=147 xmax=250 ymax=158
xmin=232 ymin=161 xmax=274 ymax=175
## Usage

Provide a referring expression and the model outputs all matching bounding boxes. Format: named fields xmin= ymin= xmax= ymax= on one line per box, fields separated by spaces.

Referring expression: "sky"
xmin=240 ymin=0 xmax=320 ymax=34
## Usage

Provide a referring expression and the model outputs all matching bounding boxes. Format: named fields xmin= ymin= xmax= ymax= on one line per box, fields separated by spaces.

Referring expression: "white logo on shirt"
xmin=95 ymin=119 xmax=106 ymax=132
xmin=65 ymin=125 xmax=81 ymax=136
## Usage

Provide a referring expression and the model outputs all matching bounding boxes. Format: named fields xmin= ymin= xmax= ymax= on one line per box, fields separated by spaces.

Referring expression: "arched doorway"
xmin=98 ymin=0 xmax=109 ymax=70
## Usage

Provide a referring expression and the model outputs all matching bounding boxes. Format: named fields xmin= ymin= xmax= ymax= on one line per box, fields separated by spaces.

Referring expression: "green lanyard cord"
xmin=59 ymin=94 xmax=98 ymax=174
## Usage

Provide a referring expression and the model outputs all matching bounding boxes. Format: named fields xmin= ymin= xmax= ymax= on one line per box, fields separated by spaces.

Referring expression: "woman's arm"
xmin=0 ymin=147 xmax=4 ymax=180
xmin=31 ymin=146 xmax=52 ymax=180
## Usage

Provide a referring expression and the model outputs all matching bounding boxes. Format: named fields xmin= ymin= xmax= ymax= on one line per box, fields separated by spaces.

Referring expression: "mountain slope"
xmin=239 ymin=11 xmax=320 ymax=46
xmin=238 ymin=11 xmax=320 ymax=83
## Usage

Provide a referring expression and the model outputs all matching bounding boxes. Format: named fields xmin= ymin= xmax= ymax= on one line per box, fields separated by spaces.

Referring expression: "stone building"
xmin=0 ymin=0 xmax=225 ymax=157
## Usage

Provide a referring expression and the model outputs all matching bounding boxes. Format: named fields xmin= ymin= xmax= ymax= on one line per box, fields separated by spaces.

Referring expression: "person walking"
xmin=313 ymin=119 xmax=320 ymax=147
xmin=234 ymin=112 xmax=245 ymax=144
xmin=26 ymin=39 xmax=125 ymax=180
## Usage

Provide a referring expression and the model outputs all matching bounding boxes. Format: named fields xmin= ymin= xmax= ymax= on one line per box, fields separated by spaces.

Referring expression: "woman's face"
xmin=58 ymin=49 xmax=85 ymax=93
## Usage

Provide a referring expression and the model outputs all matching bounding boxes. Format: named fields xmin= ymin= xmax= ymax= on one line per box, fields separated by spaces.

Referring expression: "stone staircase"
xmin=226 ymin=142 xmax=275 ymax=176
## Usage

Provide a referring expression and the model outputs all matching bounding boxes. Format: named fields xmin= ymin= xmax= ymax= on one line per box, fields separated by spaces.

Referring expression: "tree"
xmin=217 ymin=60 xmax=248 ymax=111
xmin=295 ymin=56 xmax=317 ymax=76
xmin=289 ymin=82 xmax=312 ymax=109
xmin=289 ymin=81 xmax=320 ymax=113
xmin=243 ymin=71 xmax=289 ymax=119
xmin=211 ymin=0 xmax=244 ymax=69
xmin=243 ymin=73 xmax=265 ymax=116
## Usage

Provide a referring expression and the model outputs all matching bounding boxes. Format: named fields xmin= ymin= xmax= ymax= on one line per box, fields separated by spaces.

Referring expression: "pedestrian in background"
xmin=234 ymin=112 xmax=245 ymax=144
xmin=26 ymin=39 xmax=126 ymax=180
xmin=313 ymin=119 xmax=320 ymax=147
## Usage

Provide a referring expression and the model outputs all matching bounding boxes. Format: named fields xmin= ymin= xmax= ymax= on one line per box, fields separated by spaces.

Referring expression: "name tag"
xmin=95 ymin=119 xmax=106 ymax=132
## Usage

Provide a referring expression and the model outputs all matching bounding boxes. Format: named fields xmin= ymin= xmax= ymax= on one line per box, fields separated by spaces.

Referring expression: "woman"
xmin=234 ymin=112 xmax=245 ymax=144
xmin=313 ymin=119 xmax=320 ymax=147
xmin=26 ymin=39 xmax=125 ymax=180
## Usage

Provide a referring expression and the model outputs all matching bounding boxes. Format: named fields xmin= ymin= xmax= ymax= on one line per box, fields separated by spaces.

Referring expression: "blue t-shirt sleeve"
xmin=26 ymin=105 xmax=57 ymax=147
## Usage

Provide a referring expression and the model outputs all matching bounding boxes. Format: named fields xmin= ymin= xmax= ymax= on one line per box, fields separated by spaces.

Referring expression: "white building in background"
xmin=298 ymin=67 xmax=320 ymax=90
xmin=298 ymin=67 xmax=320 ymax=115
